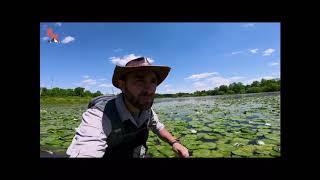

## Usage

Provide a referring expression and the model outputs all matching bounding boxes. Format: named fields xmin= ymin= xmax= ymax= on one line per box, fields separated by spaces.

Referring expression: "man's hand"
xmin=157 ymin=128 xmax=189 ymax=158
xmin=172 ymin=142 xmax=189 ymax=158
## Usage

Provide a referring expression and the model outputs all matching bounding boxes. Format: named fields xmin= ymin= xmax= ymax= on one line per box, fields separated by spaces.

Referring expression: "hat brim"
xmin=112 ymin=65 xmax=171 ymax=89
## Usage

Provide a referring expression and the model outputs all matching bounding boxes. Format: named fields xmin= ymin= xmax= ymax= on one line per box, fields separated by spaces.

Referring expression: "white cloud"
xmin=192 ymin=81 xmax=209 ymax=91
xmin=40 ymin=81 xmax=45 ymax=87
xmin=55 ymin=22 xmax=62 ymax=27
xmin=82 ymin=79 xmax=96 ymax=86
xmin=185 ymin=72 xmax=219 ymax=81
xmin=42 ymin=37 xmax=49 ymax=41
xmin=191 ymin=76 xmax=231 ymax=91
xmin=109 ymin=54 xmax=154 ymax=66
xmin=269 ymin=62 xmax=279 ymax=66
xmin=82 ymin=75 xmax=90 ymax=79
xmin=61 ymin=36 xmax=75 ymax=44
xmin=263 ymin=48 xmax=276 ymax=56
xmin=157 ymin=84 xmax=192 ymax=94
xmin=98 ymin=84 xmax=113 ymax=88
xmin=228 ymin=76 xmax=245 ymax=81
xmin=207 ymin=76 xmax=231 ymax=87
xmin=159 ymin=84 xmax=174 ymax=93
xmin=98 ymin=78 xmax=106 ymax=81
xmin=146 ymin=57 xmax=154 ymax=64
xmin=244 ymin=76 xmax=275 ymax=85
xmin=242 ymin=23 xmax=255 ymax=28
xmin=231 ymin=51 xmax=243 ymax=55
xmin=184 ymin=72 xmax=247 ymax=91
xmin=248 ymin=48 xmax=259 ymax=54
xmin=113 ymin=48 xmax=123 ymax=52
xmin=42 ymin=36 xmax=49 ymax=41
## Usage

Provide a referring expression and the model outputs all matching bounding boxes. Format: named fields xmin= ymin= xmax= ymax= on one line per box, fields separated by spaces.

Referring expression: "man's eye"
xmin=151 ymin=79 xmax=157 ymax=84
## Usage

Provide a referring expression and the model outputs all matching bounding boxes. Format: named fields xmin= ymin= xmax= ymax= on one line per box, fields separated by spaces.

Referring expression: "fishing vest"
xmin=88 ymin=95 xmax=149 ymax=159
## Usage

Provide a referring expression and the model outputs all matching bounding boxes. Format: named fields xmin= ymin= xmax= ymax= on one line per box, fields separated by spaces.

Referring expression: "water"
xmin=41 ymin=92 xmax=280 ymax=158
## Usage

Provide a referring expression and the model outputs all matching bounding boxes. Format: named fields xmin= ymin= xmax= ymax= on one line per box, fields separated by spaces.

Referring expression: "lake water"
xmin=40 ymin=92 xmax=280 ymax=158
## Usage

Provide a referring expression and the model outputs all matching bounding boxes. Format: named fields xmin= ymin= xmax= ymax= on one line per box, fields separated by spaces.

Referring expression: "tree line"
xmin=40 ymin=78 xmax=280 ymax=98
xmin=155 ymin=78 xmax=280 ymax=98
xmin=40 ymin=87 xmax=103 ymax=97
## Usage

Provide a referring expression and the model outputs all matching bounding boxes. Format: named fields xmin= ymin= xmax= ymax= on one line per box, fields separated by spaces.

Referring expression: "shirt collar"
xmin=115 ymin=93 xmax=151 ymax=127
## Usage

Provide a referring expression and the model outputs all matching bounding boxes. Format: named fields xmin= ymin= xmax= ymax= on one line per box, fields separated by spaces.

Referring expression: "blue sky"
xmin=40 ymin=22 xmax=280 ymax=94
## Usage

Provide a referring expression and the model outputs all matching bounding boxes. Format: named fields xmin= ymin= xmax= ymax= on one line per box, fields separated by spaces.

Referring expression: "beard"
xmin=123 ymin=86 xmax=155 ymax=111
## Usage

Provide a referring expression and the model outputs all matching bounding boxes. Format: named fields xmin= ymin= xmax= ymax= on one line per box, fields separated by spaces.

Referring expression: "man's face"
xmin=118 ymin=70 xmax=158 ymax=111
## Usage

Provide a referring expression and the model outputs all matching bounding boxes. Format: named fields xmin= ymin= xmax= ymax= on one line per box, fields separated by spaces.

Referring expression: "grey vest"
xmin=88 ymin=95 xmax=149 ymax=158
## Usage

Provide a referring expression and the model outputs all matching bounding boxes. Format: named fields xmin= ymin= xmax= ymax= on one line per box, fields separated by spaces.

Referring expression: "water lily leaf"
xmin=231 ymin=145 xmax=256 ymax=157
xmin=270 ymin=150 xmax=280 ymax=157
xmin=209 ymin=151 xmax=224 ymax=158
xmin=217 ymin=144 xmax=236 ymax=151
xmin=198 ymin=142 xmax=217 ymax=149
xmin=264 ymin=134 xmax=280 ymax=141
xmin=192 ymin=149 xmax=211 ymax=157
xmin=231 ymin=138 xmax=250 ymax=145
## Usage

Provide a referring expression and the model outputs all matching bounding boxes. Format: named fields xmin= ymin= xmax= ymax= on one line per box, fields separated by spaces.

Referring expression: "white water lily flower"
xmin=43 ymin=150 xmax=53 ymax=154
xmin=234 ymin=143 xmax=241 ymax=147
xmin=191 ymin=129 xmax=197 ymax=133
xmin=257 ymin=140 xmax=265 ymax=145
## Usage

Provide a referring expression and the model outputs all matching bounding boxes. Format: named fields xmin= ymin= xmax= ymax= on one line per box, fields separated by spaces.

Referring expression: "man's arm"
xmin=66 ymin=108 xmax=108 ymax=158
xmin=149 ymin=108 xmax=189 ymax=158
xmin=157 ymin=128 xmax=189 ymax=158
xmin=157 ymin=128 xmax=178 ymax=145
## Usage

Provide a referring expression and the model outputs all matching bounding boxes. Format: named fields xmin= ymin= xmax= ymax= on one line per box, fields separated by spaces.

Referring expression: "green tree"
xmin=219 ymin=85 xmax=229 ymax=93
xmin=251 ymin=81 xmax=260 ymax=87
xmin=247 ymin=87 xmax=262 ymax=93
xmin=84 ymin=90 xmax=91 ymax=97
xmin=93 ymin=91 xmax=103 ymax=97
xmin=74 ymin=87 xmax=85 ymax=97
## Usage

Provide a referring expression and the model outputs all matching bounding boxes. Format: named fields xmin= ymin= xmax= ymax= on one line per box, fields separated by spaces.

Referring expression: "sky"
xmin=40 ymin=22 xmax=280 ymax=94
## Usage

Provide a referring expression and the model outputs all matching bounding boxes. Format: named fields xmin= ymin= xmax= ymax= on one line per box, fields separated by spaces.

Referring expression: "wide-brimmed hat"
xmin=112 ymin=57 xmax=171 ymax=89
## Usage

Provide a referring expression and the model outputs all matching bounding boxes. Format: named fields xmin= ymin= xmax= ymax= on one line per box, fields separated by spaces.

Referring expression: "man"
xmin=66 ymin=57 xmax=189 ymax=158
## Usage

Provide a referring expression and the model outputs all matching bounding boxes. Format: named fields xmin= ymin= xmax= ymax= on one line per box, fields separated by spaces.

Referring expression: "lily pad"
xmin=216 ymin=150 xmax=231 ymax=157
xmin=157 ymin=146 xmax=176 ymax=157
xmin=270 ymin=150 xmax=280 ymax=157
xmin=209 ymin=151 xmax=224 ymax=158
xmin=217 ymin=143 xmax=236 ymax=151
xmin=192 ymin=149 xmax=211 ymax=157
xmin=198 ymin=142 xmax=217 ymax=149
xmin=231 ymin=137 xmax=250 ymax=145
xmin=264 ymin=134 xmax=280 ymax=141
xmin=231 ymin=145 xmax=256 ymax=157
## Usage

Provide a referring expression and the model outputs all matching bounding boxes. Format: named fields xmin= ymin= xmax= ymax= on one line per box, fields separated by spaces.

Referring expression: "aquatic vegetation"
xmin=41 ymin=92 xmax=280 ymax=158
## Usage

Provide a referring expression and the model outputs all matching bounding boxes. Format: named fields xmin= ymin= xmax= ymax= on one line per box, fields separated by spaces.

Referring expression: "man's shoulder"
xmin=83 ymin=108 xmax=104 ymax=123
xmin=88 ymin=94 xmax=117 ymax=112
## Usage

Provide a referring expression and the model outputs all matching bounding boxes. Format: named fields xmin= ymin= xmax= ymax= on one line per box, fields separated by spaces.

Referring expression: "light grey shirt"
xmin=66 ymin=94 xmax=165 ymax=158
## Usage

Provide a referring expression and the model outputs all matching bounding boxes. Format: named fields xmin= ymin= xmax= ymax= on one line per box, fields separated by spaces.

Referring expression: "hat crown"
xmin=125 ymin=57 xmax=151 ymax=67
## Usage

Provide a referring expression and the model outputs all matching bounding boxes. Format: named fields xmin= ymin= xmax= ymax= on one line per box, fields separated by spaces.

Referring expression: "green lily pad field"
xmin=40 ymin=92 xmax=280 ymax=158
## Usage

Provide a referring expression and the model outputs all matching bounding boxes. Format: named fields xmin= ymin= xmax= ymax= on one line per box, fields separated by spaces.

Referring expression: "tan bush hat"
xmin=112 ymin=57 xmax=171 ymax=89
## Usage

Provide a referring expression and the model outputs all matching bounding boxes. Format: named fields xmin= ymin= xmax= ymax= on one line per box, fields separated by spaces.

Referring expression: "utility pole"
xmin=50 ymin=77 xmax=54 ymax=89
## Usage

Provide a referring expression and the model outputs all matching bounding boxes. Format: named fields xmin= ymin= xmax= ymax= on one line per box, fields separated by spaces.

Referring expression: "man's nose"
xmin=144 ymin=82 xmax=156 ymax=93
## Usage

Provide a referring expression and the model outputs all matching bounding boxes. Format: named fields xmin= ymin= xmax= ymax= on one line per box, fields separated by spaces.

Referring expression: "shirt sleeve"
xmin=66 ymin=108 xmax=108 ymax=158
xmin=148 ymin=108 xmax=165 ymax=135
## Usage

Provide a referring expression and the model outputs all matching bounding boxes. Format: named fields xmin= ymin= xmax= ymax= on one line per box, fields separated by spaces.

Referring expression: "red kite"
xmin=47 ymin=28 xmax=60 ymax=43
